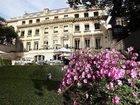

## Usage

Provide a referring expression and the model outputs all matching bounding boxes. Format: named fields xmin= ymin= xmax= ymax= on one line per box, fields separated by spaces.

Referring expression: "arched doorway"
xmin=34 ymin=55 xmax=45 ymax=62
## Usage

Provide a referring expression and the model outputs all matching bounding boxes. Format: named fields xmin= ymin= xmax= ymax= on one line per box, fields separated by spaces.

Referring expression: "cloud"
xmin=0 ymin=0 xmax=68 ymax=19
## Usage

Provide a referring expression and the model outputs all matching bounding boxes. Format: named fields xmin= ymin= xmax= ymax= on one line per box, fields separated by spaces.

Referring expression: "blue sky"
xmin=0 ymin=0 xmax=68 ymax=19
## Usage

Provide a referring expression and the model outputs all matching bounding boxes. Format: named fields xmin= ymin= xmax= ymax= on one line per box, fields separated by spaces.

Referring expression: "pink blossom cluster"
xmin=58 ymin=47 xmax=140 ymax=104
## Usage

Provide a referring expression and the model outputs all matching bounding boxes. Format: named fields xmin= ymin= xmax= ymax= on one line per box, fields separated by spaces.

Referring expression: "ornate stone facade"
xmin=7 ymin=7 xmax=110 ymax=61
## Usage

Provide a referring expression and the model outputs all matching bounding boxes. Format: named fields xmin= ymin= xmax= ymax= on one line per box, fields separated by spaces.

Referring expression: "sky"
xmin=0 ymin=0 xmax=68 ymax=19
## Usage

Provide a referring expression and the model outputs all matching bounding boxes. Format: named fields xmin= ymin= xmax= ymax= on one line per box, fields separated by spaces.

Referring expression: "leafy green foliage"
xmin=0 ymin=16 xmax=18 ymax=44
xmin=0 ymin=59 xmax=11 ymax=65
xmin=67 ymin=0 xmax=140 ymax=32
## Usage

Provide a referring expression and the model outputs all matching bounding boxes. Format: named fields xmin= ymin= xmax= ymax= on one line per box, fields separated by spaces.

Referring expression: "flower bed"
xmin=59 ymin=47 xmax=140 ymax=105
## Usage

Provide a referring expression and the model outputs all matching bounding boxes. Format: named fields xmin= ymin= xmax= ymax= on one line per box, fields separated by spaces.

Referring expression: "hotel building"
xmin=7 ymin=6 xmax=111 ymax=61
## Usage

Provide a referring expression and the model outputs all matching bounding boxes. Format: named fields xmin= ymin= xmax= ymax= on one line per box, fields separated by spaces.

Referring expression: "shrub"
xmin=0 ymin=65 xmax=64 ymax=105
xmin=58 ymin=47 xmax=140 ymax=105
xmin=0 ymin=59 xmax=11 ymax=65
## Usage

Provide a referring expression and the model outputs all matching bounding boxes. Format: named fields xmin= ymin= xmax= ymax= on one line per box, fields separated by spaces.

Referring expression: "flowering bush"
xmin=58 ymin=47 xmax=140 ymax=105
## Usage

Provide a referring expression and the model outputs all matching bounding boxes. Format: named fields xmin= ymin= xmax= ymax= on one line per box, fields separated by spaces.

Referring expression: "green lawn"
xmin=0 ymin=65 xmax=64 ymax=105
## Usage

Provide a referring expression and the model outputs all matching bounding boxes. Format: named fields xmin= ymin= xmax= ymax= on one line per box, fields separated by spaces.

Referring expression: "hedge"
xmin=0 ymin=65 xmax=64 ymax=105
xmin=0 ymin=59 xmax=11 ymax=65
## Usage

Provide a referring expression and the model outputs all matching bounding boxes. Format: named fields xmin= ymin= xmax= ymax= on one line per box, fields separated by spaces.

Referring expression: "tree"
xmin=67 ymin=0 xmax=140 ymax=32
xmin=0 ymin=16 xmax=18 ymax=45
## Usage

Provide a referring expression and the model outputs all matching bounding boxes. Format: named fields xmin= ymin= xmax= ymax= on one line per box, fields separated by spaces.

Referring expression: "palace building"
xmin=7 ymin=6 xmax=111 ymax=61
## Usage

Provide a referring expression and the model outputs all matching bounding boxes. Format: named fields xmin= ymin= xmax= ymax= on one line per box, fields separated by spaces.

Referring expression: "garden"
xmin=59 ymin=47 xmax=140 ymax=105
xmin=0 ymin=47 xmax=140 ymax=105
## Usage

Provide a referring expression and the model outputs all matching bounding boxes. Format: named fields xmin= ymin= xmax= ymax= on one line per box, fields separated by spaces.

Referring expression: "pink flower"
xmin=85 ymin=93 xmax=89 ymax=99
xmin=130 ymin=70 xmax=137 ymax=78
xmin=117 ymin=80 xmax=123 ymax=86
xmin=127 ymin=47 xmax=134 ymax=52
xmin=77 ymin=82 xmax=82 ymax=87
xmin=83 ymin=79 xmax=87 ymax=83
xmin=112 ymin=96 xmax=120 ymax=104
xmin=106 ymin=82 xmax=114 ymax=90
xmin=58 ymin=88 xmax=62 ymax=94
xmin=66 ymin=79 xmax=72 ymax=85
xmin=87 ymin=73 xmax=92 ymax=78
xmin=74 ymin=76 xmax=78 ymax=80
xmin=74 ymin=100 xmax=79 ymax=105
xmin=132 ymin=92 xmax=138 ymax=97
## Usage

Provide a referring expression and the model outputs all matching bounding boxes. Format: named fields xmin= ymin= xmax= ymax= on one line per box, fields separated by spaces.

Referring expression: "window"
xmin=75 ymin=39 xmax=80 ymax=49
xmin=34 ymin=55 xmax=45 ymax=62
xmin=45 ymin=17 xmax=49 ymax=20
xmin=85 ymin=38 xmax=90 ymax=48
xmin=44 ymin=28 xmax=49 ymax=34
xmin=64 ymin=15 xmax=68 ymax=18
xmin=44 ymin=41 xmax=48 ymax=45
xmin=35 ymin=29 xmax=39 ymax=35
xmin=22 ymin=21 xmax=25 ymax=25
xmin=54 ymin=16 xmax=58 ymax=19
xmin=28 ymin=30 xmax=32 ymax=36
xmin=29 ymin=20 xmax=33 ymax=24
xmin=64 ymin=25 xmax=68 ymax=32
xmin=94 ymin=12 xmax=99 ymax=16
xmin=95 ymin=38 xmax=101 ymax=49
xmin=26 ymin=42 xmax=31 ymax=51
xmin=36 ymin=19 xmax=40 ymax=23
xmin=34 ymin=41 xmax=39 ymax=50
xmin=84 ymin=13 xmax=89 ymax=17
xmin=116 ymin=19 xmax=125 ymax=26
xmin=44 ymin=41 xmax=48 ymax=49
xmin=75 ymin=25 xmax=80 ymax=32
xmin=53 ymin=40 xmax=58 ymax=45
xmin=20 ymin=31 xmax=25 ymax=37
xmin=94 ymin=23 xmax=100 ymax=29
xmin=54 ymin=27 xmax=58 ymax=33
xmin=75 ymin=14 xmax=79 ymax=18
xmin=85 ymin=24 xmax=90 ymax=31
xmin=63 ymin=39 xmax=69 ymax=48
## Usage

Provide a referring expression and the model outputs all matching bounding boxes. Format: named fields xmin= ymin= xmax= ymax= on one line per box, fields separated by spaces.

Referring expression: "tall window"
xmin=95 ymin=38 xmax=101 ymax=49
xmin=53 ymin=40 xmax=58 ymax=44
xmin=22 ymin=21 xmax=25 ymax=25
xmin=94 ymin=12 xmax=99 ymax=16
xmin=29 ymin=20 xmax=33 ymax=24
xmin=84 ymin=13 xmax=89 ymax=17
xmin=75 ymin=25 xmax=80 ymax=32
xmin=54 ymin=16 xmax=58 ymax=19
xmin=44 ymin=41 xmax=48 ymax=49
xmin=45 ymin=17 xmax=49 ymax=20
xmin=94 ymin=23 xmax=100 ymax=30
xmin=74 ymin=14 xmax=79 ymax=18
xmin=85 ymin=24 xmax=90 ymax=31
xmin=64 ymin=15 xmax=68 ymax=18
xmin=44 ymin=28 xmax=49 ymax=34
xmin=64 ymin=25 xmax=68 ymax=32
xmin=20 ymin=31 xmax=25 ymax=37
xmin=36 ymin=19 xmax=40 ymax=23
xmin=53 ymin=40 xmax=58 ymax=49
xmin=26 ymin=42 xmax=31 ymax=51
xmin=28 ymin=30 xmax=32 ymax=36
xmin=63 ymin=39 xmax=69 ymax=48
xmin=34 ymin=41 xmax=39 ymax=50
xmin=35 ymin=29 xmax=39 ymax=35
xmin=54 ymin=27 xmax=58 ymax=33
xmin=85 ymin=38 xmax=90 ymax=48
xmin=44 ymin=41 xmax=48 ymax=45
xmin=75 ymin=39 xmax=80 ymax=49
